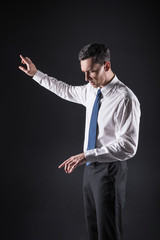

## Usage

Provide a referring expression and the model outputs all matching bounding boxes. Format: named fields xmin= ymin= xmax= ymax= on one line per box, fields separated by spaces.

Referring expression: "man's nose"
xmin=85 ymin=72 xmax=90 ymax=81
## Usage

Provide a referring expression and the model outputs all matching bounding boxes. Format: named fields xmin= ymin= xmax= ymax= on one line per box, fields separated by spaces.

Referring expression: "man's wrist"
xmin=32 ymin=70 xmax=46 ymax=83
xmin=32 ymin=69 xmax=38 ymax=77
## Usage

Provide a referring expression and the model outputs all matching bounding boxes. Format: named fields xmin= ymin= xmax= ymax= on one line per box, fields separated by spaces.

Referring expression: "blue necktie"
xmin=86 ymin=88 xmax=102 ymax=165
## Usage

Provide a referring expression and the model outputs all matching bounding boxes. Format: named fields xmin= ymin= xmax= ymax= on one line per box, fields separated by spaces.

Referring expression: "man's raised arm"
xmin=19 ymin=55 xmax=88 ymax=106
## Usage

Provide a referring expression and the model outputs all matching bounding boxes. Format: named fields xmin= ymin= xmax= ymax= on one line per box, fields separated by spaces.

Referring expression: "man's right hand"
xmin=19 ymin=55 xmax=37 ymax=77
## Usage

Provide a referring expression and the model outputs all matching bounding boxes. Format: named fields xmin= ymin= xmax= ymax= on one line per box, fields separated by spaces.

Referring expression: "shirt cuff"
xmin=33 ymin=70 xmax=45 ymax=83
xmin=84 ymin=149 xmax=96 ymax=163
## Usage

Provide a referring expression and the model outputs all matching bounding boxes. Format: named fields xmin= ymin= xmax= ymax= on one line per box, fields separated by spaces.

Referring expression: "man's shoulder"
xmin=115 ymin=78 xmax=139 ymax=103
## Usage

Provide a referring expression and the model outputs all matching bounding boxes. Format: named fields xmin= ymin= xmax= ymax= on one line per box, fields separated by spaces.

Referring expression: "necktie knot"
xmin=97 ymin=88 xmax=101 ymax=98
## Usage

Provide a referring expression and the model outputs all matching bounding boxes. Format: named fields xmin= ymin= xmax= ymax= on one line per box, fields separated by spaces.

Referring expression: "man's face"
xmin=80 ymin=57 xmax=105 ymax=88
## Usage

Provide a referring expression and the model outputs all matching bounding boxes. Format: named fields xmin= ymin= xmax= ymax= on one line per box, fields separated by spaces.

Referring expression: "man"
xmin=19 ymin=43 xmax=141 ymax=240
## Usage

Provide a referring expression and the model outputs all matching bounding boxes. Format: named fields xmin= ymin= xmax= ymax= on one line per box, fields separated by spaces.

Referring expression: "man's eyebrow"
xmin=81 ymin=68 xmax=93 ymax=72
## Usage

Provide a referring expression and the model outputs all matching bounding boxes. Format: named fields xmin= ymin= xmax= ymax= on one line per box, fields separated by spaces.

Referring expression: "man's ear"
xmin=104 ymin=61 xmax=111 ymax=71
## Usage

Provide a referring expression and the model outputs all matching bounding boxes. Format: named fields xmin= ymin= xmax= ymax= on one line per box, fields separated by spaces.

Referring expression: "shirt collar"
xmin=100 ymin=74 xmax=119 ymax=97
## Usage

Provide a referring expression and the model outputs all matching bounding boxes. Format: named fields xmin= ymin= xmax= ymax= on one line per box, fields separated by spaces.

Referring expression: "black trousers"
xmin=83 ymin=161 xmax=128 ymax=240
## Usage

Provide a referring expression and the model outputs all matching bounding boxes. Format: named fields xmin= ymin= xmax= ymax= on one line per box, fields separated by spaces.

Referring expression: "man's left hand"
xmin=58 ymin=153 xmax=86 ymax=174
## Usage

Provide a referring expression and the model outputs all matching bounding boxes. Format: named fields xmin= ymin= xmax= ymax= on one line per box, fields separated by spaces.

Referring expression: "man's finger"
xmin=67 ymin=160 xmax=76 ymax=172
xmin=58 ymin=157 xmax=74 ymax=170
xmin=68 ymin=160 xmax=80 ymax=173
xmin=68 ymin=165 xmax=76 ymax=174
xmin=64 ymin=159 xmax=73 ymax=172
xmin=58 ymin=159 xmax=69 ymax=168
xmin=19 ymin=66 xmax=28 ymax=74
xmin=20 ymin=55 xmax=30 ymax=65
xmin=58 ymin=163 xmax=64 ymax=168
xmin=25 ymin=57 xmax=32 ymax=63
xmin=20 ymin=54 xmax=27 ymax=62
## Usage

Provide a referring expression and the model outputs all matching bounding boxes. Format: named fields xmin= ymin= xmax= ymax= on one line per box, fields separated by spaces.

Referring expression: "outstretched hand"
xmin=58 ymin=153 xmax=86 ymax=174
xmin=19 ymin=55 xmax=37 ymax=76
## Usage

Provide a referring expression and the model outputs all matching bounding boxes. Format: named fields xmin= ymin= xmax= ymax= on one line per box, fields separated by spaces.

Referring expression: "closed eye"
xmin=89 ymin=70 xmax=96 ymax=73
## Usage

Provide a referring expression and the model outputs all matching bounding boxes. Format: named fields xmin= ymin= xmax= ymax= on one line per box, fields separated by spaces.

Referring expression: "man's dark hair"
xmin=78 ymin=43 xmax=110 ymax=65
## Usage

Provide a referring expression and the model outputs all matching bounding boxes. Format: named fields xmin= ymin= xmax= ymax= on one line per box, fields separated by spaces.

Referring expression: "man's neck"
xmin=100 ymin=70 xmax=115 ymax=88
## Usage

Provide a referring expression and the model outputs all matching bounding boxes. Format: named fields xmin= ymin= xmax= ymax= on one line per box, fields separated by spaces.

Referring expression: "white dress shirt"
xmin=33 ymin=70 xmax=141 ymax=163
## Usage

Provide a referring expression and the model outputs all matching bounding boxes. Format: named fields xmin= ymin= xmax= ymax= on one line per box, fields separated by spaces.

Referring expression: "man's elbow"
xmin=123 ymin=142 xmax=138 ymax=160
xmin=119 ymin=138 xmax=138 ymax=160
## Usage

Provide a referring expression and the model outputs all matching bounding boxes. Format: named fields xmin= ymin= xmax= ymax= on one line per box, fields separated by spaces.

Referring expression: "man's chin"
xmin=90 ymin=82 xmax=98 ymax=88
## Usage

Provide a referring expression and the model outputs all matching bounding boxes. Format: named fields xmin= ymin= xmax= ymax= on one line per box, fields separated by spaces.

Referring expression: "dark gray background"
xmin=1 ymin=1 xmax=160 ymax=239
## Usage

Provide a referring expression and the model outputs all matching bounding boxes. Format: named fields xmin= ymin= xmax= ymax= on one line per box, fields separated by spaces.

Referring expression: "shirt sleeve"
xmin=84 ymin=97 xmax=141 ymax=162
xmin=33 ymin=70 xmax=87 ymax=106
